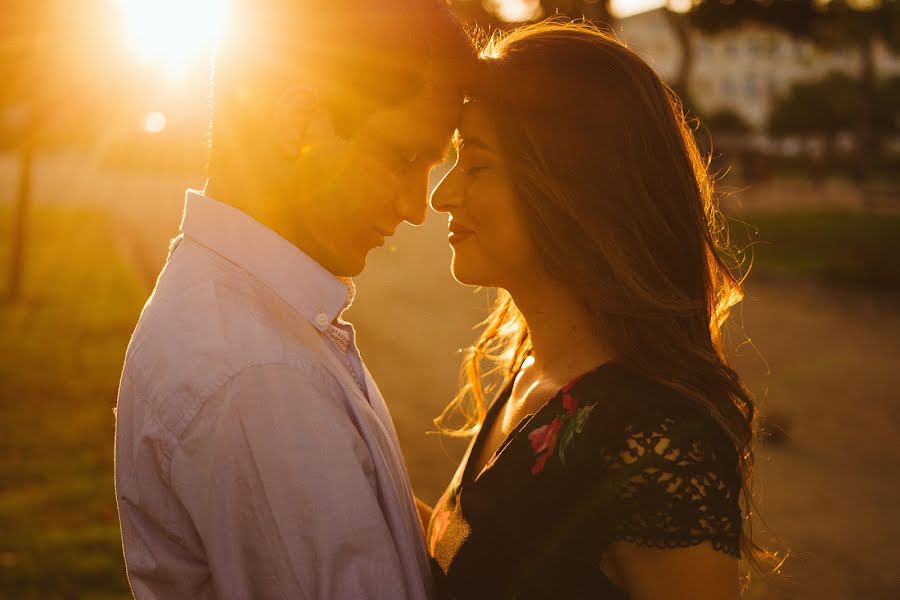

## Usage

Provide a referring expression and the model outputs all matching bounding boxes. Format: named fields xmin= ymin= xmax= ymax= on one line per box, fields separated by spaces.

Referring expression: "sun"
xmin=117 ymin=0 xmax=227 ymax=77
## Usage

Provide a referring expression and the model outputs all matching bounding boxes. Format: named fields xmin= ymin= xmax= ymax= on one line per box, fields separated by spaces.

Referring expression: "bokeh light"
xmin=142 ymin=111 xmax=168 ymax=134
xmin=490 ymin=0 xmax=544 ymax=23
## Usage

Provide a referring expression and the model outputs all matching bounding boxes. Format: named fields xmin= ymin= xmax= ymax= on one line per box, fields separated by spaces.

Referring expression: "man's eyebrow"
xmin=415 ymin=143 xmax=442 ymax=162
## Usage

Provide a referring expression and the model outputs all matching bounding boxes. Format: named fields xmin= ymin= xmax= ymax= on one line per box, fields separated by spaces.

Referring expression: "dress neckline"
xmin=461 ymin=360 xmax=616 ymax=486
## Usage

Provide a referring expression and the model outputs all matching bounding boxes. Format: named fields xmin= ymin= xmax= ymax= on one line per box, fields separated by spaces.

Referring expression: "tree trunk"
xmin=581 ymin=0 xmax=615 ymax=30
xmin=8 ymin=142 xmax=33 ymax=301
xmin=665 ymin=7 xmax=694 ymax=99
xmin=855 ymin=34 xmax=876 ymax=182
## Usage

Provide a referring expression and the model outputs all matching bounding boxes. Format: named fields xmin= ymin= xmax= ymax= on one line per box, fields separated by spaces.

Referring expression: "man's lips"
xmin=371 ymin=228 xmax=393 ymax=247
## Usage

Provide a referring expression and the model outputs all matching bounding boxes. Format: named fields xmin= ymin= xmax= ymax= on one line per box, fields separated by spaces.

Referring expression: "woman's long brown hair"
xmin=435 ymin=20 xmax=780 ymax=582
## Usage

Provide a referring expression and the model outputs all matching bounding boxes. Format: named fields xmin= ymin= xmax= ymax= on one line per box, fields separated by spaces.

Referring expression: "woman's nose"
xmin=429 ymin=163 xmax=462 ymax=213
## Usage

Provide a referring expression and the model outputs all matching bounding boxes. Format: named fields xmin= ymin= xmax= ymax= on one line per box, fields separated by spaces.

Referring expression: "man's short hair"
xmin=211 ymin=0 xmax=473 ymax=144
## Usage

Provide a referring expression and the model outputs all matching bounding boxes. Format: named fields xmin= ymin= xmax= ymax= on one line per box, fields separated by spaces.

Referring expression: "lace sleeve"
xmin=567 ymin=371 xmax=742 ymax=557
xmin=601 ymin=417 xmax=741 ymax=557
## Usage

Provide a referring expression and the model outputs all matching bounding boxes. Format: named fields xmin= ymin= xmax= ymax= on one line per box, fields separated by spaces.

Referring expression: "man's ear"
xmin=272 ymin=85 xmax=334 ymax=160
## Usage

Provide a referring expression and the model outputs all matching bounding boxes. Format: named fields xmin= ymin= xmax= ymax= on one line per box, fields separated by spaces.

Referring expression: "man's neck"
xmin=203 ymin=175 xmax=341 ymax=277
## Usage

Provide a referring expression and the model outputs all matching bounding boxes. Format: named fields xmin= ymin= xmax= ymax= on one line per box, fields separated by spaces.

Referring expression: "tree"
xmin=0 ymin=0 xmax=123 ymax=299
xmin=875 ymin=76 xmax=900 ymax=141
xmin=768 ymin=72 xmax=863 ymax=180
xmin=0 ymin=0 xmax=53 ymax=300
xmin=689 ymin=0 xmax=900 ymax=179
xmin=664 ymin=3 xmax=695 ymax=98
xmin=769 ymin=72 xmax=861 ymax=139
xmin=706 ymin=108 xmax=752 ymax=136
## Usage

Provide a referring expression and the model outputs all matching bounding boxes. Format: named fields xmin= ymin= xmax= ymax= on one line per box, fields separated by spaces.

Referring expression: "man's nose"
xmin=395 ymin=174 xmax=429 ymax=226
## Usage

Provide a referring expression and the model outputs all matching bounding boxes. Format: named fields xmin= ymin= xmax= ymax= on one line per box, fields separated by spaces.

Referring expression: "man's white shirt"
xmin=115 ymin=191 xmax=433 ymax=599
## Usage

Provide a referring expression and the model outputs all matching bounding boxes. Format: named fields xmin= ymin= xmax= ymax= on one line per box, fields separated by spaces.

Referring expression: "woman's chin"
xmin=450 ymin=259 xmax=493 ymax=287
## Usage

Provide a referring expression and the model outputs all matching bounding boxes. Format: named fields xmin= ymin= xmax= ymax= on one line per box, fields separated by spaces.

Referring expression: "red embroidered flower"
xmin=528 ymin=417 xmax=562 ymax=475
xmin=562 ymin=391 xmax=579 ymax=414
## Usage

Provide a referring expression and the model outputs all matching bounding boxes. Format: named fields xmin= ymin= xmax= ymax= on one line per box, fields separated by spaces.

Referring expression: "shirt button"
xmin=315 ymin=313 xmax=331 ymax=327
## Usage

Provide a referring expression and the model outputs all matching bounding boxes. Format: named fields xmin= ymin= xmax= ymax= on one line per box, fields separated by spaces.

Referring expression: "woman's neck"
xmin=508 ymin=277 xmax=614 ymax=386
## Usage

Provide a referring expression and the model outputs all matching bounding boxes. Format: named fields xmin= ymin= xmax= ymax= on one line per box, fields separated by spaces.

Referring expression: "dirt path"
xmin=730 ymin=279 xmax=900 ymax=599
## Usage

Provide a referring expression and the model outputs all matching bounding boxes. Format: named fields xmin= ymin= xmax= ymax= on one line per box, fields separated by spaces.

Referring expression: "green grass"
xmin=729 ymin=212 xmax=900 ymax=291
xmin=0 ymin=204 xmax=145 ymax=599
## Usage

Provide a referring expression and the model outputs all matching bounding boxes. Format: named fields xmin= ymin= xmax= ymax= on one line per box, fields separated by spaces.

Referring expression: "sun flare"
xmin=117 ymin=0 xmax=227 ymax=76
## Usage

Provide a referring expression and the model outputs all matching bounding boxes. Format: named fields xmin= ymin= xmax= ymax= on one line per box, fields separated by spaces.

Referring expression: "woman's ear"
xmin=272 ymin=85 xmax=334 ymax=160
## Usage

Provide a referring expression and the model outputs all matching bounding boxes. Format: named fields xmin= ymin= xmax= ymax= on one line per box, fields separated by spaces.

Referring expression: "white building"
xmin=615 ymin=8 xmax=900 ymax=130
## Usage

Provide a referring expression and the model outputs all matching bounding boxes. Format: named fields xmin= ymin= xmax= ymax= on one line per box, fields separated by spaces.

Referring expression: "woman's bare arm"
xmin=602 ymin=541 xmax=739 ymax=600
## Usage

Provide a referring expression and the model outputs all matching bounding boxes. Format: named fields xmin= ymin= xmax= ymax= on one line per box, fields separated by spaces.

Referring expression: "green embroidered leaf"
xmin=557 ymin=405 xmax=597 ymax=466
xmin=573 ymin=404 xmax=596 ymax=433
xmin=557 ymin=416 xmax=577 ymax=465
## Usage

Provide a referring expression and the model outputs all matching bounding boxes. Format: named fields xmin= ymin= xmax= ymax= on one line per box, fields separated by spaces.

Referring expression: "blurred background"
xmin=1 ymin=0 xmax=898 ymax=598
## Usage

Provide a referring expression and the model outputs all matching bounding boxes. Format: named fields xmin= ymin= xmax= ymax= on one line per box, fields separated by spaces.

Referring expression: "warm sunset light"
xmin=117 ymin=0 xmax=227 ymax=76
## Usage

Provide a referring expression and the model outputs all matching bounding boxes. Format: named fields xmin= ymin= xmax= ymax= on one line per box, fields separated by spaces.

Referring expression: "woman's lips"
xmin=448 ymin=227 xmax=475 ymax=244
xmin=448 ymin=221 xmax=475 ymax=244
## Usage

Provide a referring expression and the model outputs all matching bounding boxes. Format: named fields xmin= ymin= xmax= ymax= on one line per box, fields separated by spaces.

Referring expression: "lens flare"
xmin=117 ymin=0 xmax=227 ymax=76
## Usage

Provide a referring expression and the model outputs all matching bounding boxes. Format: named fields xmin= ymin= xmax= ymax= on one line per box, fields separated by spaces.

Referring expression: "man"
xmin=114 ymin=1 xmax=472 ymax=597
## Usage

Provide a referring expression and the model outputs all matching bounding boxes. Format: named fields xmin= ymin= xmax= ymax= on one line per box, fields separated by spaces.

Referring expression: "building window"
xmin=725 ymin=40 xmax=739 ymax=58
xmin=749 ymin=38 xmax=763 ymax=58
xmin=745 ymin=74 xmax=758 ymax=98
xmin=697 ymin=39 xmax=712 ymax=58
xmin=723 ymin=77 xmax=737 ymax=98
xmin=695 ymin=77 xmax=713 ymax=97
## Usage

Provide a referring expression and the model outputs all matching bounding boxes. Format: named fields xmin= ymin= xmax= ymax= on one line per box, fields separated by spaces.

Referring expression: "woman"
xmin=424 ymin=21 xmax=770 ymax=599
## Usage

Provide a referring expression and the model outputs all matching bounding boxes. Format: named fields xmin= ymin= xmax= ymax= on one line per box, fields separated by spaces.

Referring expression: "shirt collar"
xmin=180 ymin=189 xmax=354 ymax=330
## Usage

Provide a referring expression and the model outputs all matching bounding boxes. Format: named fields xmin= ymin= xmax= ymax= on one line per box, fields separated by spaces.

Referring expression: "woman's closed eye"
xmin=390 ymin=148 xmax=419 ymax=171
xmin=461 ymin=164 xmax=491 ymax=177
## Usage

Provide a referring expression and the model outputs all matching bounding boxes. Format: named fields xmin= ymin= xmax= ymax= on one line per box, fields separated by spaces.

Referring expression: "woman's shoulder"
xmin=562 ymin=362 xmax=740 ymax=470
xmin=560 ymin=363 xmax=744 ymax=557
xmin=568 ymin=362 xmax=714 ymax=426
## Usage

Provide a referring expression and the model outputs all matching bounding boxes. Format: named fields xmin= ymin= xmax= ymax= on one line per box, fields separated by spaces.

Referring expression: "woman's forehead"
xmin=458 ymin=101 xmax=498 ymax=150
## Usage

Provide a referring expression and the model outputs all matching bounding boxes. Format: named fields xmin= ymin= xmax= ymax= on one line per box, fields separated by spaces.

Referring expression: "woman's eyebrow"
xmin=458 ymin=136 xmax=494 ymax=153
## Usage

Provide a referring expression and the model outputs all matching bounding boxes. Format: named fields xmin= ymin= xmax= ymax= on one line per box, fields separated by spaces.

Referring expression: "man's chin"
xmin=330 ymin=251 xmax=368 ymax=278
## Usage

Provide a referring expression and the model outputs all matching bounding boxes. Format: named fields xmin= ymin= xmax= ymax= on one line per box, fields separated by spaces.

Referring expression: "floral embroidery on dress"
xmin=528 ymin=378 xmax=596 ymax=475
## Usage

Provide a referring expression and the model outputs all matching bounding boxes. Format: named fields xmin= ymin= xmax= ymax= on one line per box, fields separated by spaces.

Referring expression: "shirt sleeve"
xmin=169 ymin=361 xmax=410 ymax=600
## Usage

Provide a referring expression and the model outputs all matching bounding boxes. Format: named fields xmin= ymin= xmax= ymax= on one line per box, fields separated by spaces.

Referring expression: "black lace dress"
xmin=427 ymin=362 xmax=742 ymax=599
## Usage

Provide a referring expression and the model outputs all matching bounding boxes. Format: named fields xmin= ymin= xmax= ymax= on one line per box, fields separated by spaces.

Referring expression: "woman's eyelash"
xmin=464 ymin=165 xmax=488 ymax=175
xmin=394 ymin=151 xmax=423 ymax=171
